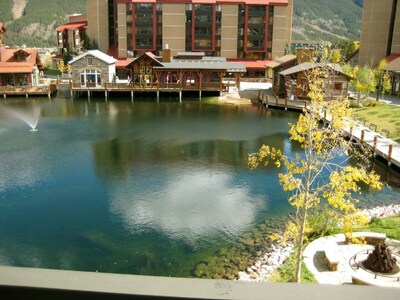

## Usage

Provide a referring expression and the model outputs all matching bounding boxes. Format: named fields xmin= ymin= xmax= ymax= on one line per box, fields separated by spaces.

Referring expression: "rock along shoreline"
xmin=237 ymin=204 xmax=400 ymax=282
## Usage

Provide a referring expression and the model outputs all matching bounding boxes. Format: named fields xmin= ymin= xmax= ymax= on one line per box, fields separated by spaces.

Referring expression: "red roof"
xmin=0 ymin=48 xmax=41 ymax=74
xmin=228 ymin=59 xmax=272 ymax=70
xmin=385 ymin=53 xmax=400 ymax=63
xmin=56 ymin=21 xmax=87 ymax=31
xmin=116 ymin=58 xmax=135 ymax=68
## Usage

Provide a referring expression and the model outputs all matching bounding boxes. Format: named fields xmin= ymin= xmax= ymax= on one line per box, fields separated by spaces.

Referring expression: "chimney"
xmin=0 ymin=22 xmax=6 ymax=61
xmin=0 ymin=44 xmax=5 ymax=62
xmin=162 ymin=44 xmax=172 ymax=62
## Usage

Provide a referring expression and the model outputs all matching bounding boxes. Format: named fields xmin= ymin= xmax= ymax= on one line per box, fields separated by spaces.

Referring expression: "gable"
xmin=69 ymin=50 xmax=117 ymax=65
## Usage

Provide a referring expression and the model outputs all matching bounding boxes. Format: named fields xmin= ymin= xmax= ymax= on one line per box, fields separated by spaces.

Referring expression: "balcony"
xmin=0 ymin=265 xmax=397 ymax=300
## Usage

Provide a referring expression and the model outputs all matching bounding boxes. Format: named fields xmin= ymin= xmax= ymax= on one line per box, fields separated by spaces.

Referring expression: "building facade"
xmin=359 ymin=0 xmax=400 ymax=66
xmin=69 ymin=50 xmax=117 ymax=88
xmin=86 ymin=0 xmax=293 ymax=60
xmin=56 ymin=14 xmax=88 ymax=55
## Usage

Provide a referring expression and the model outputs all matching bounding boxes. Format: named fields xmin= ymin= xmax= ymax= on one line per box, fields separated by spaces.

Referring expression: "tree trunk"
xmin=294 ymin=102 xmax=314 ymax=283
xmin=294 ymin=205 xmax=308 ymax=282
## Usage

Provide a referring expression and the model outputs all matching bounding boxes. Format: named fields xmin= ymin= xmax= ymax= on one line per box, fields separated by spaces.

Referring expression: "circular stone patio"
xmin=303 ymin=233 xmax=400 ymax=287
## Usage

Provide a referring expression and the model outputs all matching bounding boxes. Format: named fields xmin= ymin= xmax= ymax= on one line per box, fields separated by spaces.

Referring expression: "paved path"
xmin=303 ymin=233 xmax=400 ymax=287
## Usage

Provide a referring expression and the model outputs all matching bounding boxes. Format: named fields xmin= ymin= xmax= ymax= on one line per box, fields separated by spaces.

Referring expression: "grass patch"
xmin=271 ymin=215 xmax=399 ymax=283
xmin=43 ymin=68 xmax=61 ymax=77
xmin=352 ymin=102 xmax=400 ymax=142
xmin=269 ymin=250 xmax=317 ymax=283
xmin=357 ymin=216 xmax=400 ymax=240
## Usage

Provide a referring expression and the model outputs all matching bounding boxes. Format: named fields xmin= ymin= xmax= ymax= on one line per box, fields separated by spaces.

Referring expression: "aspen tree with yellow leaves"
xmin=248 ymin=65 xmax=382 ymax=282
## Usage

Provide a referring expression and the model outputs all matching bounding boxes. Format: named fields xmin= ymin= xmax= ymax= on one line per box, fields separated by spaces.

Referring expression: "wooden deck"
xmin=70 ymin=81 xmax=226 ymax=101
xmin=1 ymin=83 xmax=58 ymax=98
xmin=344 ymin=120 xmax=400 ymax=169
xmin=258 ymin=90 xmax=308 ymax=111
xmin=258 ymin=90 xmax=400 ymax=170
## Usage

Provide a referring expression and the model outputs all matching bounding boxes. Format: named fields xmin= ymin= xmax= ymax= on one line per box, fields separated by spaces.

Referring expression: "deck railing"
xmin=1 ymin=83 xmax=58 ymax=97
xmin=70 ymin=81 xmax=225 ymax=92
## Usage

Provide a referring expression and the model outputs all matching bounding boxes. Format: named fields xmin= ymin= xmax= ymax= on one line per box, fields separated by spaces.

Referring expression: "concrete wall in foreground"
xmin=0 ymin=265 xmax=399 ymax=300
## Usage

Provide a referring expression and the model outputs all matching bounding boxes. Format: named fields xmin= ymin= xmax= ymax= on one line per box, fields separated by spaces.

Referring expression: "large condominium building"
xmin=87 ymin=0 xmax=293 ymax=60
xmin=359 ymin=0 xmax=400 ymax=65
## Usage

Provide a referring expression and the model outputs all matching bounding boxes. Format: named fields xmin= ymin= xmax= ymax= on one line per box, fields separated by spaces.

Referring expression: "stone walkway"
xmin=303 ymin=233 xmax=400 ymax=287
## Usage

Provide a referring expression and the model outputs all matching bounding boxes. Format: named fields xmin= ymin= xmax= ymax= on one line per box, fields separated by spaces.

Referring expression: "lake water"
xmin=0 ymin=96 xmax=398 ymax=277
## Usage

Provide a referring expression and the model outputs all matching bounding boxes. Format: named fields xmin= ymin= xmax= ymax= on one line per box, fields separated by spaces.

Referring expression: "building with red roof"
xmin=0 ymin=23 xmax=44 ymax=88
xmin=56 ymin=14 xmax=87 ymax=55
xmin=0 ymin=47 xmax=44 ymax=87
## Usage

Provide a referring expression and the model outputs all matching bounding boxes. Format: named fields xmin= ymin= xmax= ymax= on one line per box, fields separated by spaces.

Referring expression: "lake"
xmin=0 ymin=96 xmax=398 ymax=278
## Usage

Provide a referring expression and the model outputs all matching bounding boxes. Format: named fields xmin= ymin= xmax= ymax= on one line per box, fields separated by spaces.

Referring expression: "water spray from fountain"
xmin=0 ymin=106 xmax=41 ymax=131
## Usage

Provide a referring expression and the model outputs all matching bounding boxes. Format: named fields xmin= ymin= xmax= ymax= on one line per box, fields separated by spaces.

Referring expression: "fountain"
xmin=0 ymin=107 xmax=40 ymax=131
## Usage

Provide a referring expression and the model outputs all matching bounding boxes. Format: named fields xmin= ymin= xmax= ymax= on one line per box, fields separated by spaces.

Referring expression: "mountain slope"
xmin=292 ymin=0 xmax=363 ymax=42
xmin=0 ymin=0 xmax=86 ymax=47
xmin=0 ymin=0 xmax=363 ymax=48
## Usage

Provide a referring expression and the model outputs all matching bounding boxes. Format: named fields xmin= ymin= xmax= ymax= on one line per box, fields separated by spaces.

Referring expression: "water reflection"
xmin=108 ymin=165 xmax=265 ymax=245
xmin=0 ymin=98 xmax=398 ymax=276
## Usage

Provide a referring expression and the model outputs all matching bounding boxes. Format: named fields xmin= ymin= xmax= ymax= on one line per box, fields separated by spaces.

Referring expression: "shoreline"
xmin=237 ymin=204 xmax=400 ymax=282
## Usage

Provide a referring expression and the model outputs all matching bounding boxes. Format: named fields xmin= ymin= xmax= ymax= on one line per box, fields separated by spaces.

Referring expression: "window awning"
xmin=56 ymin=21 xmax=87 ymax=32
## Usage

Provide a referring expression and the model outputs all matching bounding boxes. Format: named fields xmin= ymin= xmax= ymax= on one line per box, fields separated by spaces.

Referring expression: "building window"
xmin=246 ymin=5 xmax=266 ymax=52
xmin=80 ymin=69 xmax=101 ymax=87
xmin=193 ymin=4 xmax=214 ymax=51
xmin=87 ymin=57 xmax=93 ymax=66
xmin=334 ymin=82 xmax=344 ymax=90
xmin=108 ymin=0 xmax=116 ymax=47
xmin=133 ymin=3 xmax=155 ymax=50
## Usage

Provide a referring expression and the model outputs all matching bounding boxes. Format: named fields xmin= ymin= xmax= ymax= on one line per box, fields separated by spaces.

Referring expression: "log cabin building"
xmin=279 ymin=63 xmax=351 ymax=100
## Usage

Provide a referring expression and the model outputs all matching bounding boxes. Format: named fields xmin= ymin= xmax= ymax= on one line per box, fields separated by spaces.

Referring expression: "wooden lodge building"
xmin=266 ymin=48 xmax=351 ymax=101
xmin=69 ymin=48 xmax=246 ymax=101
xmin=279 ymin=62 xmax=351 ymax=100
xmin=0 ymin=23 xmax=58 ymax=98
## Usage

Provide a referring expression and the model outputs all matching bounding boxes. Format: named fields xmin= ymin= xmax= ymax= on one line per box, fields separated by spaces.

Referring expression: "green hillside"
xmin=292 ymin=0 xmax=363 ymax=42
xmin=0 ymin=0 xmax=363 ymax=48
xmin=0 ymin=0 xmax=86 ymax=47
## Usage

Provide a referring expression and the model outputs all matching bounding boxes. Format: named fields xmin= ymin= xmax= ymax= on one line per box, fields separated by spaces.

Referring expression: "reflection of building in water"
xmin=92 ymin=132 xmax=288 ymax=180
xmin=92 ymin=138 xmax=248 ymax=179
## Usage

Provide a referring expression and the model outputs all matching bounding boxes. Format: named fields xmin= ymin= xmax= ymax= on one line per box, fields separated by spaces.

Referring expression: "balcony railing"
xmin=0 ymin=265 xmax=397 ymax=300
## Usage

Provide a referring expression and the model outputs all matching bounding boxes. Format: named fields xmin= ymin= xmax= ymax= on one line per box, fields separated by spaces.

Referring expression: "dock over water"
xmin=257 ymin=90 xmax=400 ymax=171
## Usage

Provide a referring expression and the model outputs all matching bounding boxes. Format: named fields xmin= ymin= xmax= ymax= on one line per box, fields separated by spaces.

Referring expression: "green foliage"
xmin=82 ymin=30 xmax=92 ymax=50
xmin=0 ymin=0 xmax=86 ymax=47
xmin=359 ymin=216 xmax=400 ymax=240
xmin=362 ymin=99 xmax=380 ymax=107
xmin=306 ymin=207 xmax=342 ymax=239
xmin=92 ymin=38 xmax=99 ymax=50
xmin=293 ymin=0 xmax=362 ymax=42
xmin=270 ymin=251 xmax=316 ymax=283
xmin=249 ymin=66 xmax=382 ymax=282
xmin=352 ymin=103 xmax=400 ymax=142
xmin=63 ymin=49 xmax=73 ymax=64
xmin=43 ymin=68 xmax=61 ymax=76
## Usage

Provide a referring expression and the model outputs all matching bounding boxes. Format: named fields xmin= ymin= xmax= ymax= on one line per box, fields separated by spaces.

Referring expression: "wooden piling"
xmin=361 ymin=130 xmax=365 ymax=143
xmin=388 ymin=144 xmax=393 ymax=166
